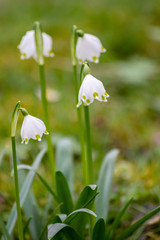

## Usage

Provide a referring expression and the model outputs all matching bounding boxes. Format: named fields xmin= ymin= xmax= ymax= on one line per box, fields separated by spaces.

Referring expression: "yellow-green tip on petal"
xmin=45 ymin=130 xmax=49 ymax=135
xmin=93 ymin=92 xmax=99 ymax=98
xmin=36 ymin=134 xmax=41 ymax=141
xmin=101 ymin=46 xmax=106 ymax=52
xmin=92 ymin=56 xmax=99 ymax=63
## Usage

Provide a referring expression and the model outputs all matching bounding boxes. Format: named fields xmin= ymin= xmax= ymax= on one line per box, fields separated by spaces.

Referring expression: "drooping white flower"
xmin=18 ymin=30 xmax=54 ymax=60
xmin=76 ymin=33 xmax=106 ymax=64
xmin=77 ymin=74 xmax=109 ymax=107
xmin=21 ymin=114 xmax=49 ymax=144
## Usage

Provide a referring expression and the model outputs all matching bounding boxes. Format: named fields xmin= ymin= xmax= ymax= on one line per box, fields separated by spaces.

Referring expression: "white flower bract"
xmin=76 ymin=33 xmax=106 ymax=64
xmin=21 ymin=114 xmax=49 ymax=144
xmin=77 ymin=74 xmax=109 ymax=107
xmin=18 ymin=30 xmax=54 ymax=60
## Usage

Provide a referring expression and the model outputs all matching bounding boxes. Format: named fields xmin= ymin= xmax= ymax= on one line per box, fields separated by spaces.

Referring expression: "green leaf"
xmin=0 ymin=217 xmax=11 ymax=240
xmin=4 ymin=149 xmax=45 ymax=236
xmin=71 ymin=185 xmax=98 ymax=236
xmin=23 ymin=217 xmax=32 ymax=238
xmin=23 ymin=191 xmax=46 ymax=240
xmin=116 ymin=206 xmax=160 ymax=240
xmin=107 ymin=198 xmax=133 ymax=240
xmin=75 ymin=185 xmax=97 ymax=209
xmin=17 ymin=165 xmax=46 ymax=240
xmin=64 ymin=208 xmax=97 ymax=224
xmin=39 ymin=203 xmax=63 ymax=240
xmin=48 ymin=223 xmax=82 ymax=240
xmin=95 ymin=149 xmax=119 ymax=221
xmin=16 ymin=164 xmax=59 ymax=202
xmin=92 ymin=218 xmax=105 ymax=240
xmin=56 ymin=138 xmax=74 ymax=193
xmin=56 ymin=171 xmax=74 ymax=215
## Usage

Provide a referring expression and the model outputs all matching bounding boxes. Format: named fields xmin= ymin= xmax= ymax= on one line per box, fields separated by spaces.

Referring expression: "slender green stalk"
xmin=34 ymin=22 xmax=55 ymax=187
xmin=11 ymin=136 xmax=23 ymax=240
xmin=39 ymin=64 xmax=56 ymax=187
xmin=73 ymin=65 xmax=87 ymax=184
xmin=84 ymin=106 xmax=93 ymax=184
xmin=71 ymin=26 xmax=87 ymax=184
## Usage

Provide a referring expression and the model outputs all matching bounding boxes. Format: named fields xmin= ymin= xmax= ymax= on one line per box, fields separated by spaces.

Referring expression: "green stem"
xmin=73 ymin=65 xmax=87 ymax=184
xmin=84 ymin=106 xmax=93 ymax=184
xmin=11 ymin=136 xmax=23 ymax=240
xmin=39 ymin=64 xmax=56 ymax=187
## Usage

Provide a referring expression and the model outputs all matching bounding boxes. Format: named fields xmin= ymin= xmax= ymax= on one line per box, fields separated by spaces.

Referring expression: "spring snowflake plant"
xmin=2 ymin=23 xmax=160 ymax=240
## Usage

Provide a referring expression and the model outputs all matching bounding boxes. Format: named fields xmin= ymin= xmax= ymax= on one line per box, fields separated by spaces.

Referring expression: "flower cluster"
xmin=17 ymin=25 xmax=109 ymax=143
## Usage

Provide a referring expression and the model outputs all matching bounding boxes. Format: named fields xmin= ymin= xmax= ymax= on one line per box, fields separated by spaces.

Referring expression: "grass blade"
xmin=23 ymin=217 xmax=32 ymax=238
xmin=116 ymin=206 xmax=160 ymax=240
xmin=16 ymin=164 xmax=59 ymax=202
xmin=107 ymin=198 xmax=133 ymax=240
xmin=0 ymin=217 xmax=11 ymax=240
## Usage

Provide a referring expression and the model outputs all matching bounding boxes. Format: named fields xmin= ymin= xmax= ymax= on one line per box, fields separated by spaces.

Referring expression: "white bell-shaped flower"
xmin=76 ymin=33 xmax=106 ymax=64
xmin=21 ymin=114 xmax=49 ymax=144
xmin=18 ymin=30 xmax=54 ymax=60
xmin=77 ymin=74 xmax=109 ymax=107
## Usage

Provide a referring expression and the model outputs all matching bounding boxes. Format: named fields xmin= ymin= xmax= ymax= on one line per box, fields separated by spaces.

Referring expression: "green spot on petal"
xmin=82 ymin=95 xmax=86 ymax=100
xmin=101 ymin=95 xmax=105 ymax=101
xmin=86 ymin=99 xmax=90 ymax=104
xmin=92 ymin=56 xmax=98 ymax=62
xmin=49 ymin=50 xmax=54 ymax=57
xmin=21 ymin=53 xmax=26 ymax=58
xmin=104 ymin=91 xmax=108 ymax=96
xmin=93 ymin=92 xmax=99 ymax=98
xmin=101 ymin=46 xmax=106 ymax=52
xmin=45 ymin=130 xmax=49 ymax=135
xmin=36 ymin=134 xmax=41 ymax=141
xmin=25 ymin=138 xmax=28 ymax=143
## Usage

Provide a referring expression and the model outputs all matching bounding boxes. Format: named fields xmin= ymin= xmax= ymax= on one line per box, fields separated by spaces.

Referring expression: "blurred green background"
xmin=1 ymin=0 xmax=160 ymax=236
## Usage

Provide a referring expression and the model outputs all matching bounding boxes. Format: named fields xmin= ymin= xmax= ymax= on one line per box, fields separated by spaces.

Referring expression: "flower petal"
xmin=77 ymin=74 xmax=109 ymax=107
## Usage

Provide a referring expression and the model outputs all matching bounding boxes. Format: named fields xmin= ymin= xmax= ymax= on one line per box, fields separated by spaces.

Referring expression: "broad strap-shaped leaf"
xmin=23 ymin=190 xmax=46 ymax=240
xmin=17 ymin=165 xmax=46 ymax=240
xmin=39 ymin=203 xmax=63 ymax=240
xmin=71 ymin=185 xmax=98 ymax=236
xmin=95 ymin=149 xmax=119 ymax=221
xmin=48 ymin=223 xmax=82 ymax=240
xmin=56 ymin=171 xmax=74 ymax=215
xmin=92 ymin=218 xmax=105 ymax=240
xmin=116 ymin=206 xmax=160 ymax=240
xmin=107 ymin=198 xmax=133 ymax=240
xmin=56 ymin=138 xmax=74 ymax=193
xmin=76 ymin=185 xmax=98 ymax=209
xmin=3 ymin=149 xmax=45 ymax=237
xmin=64 ymin=208 xmax=97 ymax=224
